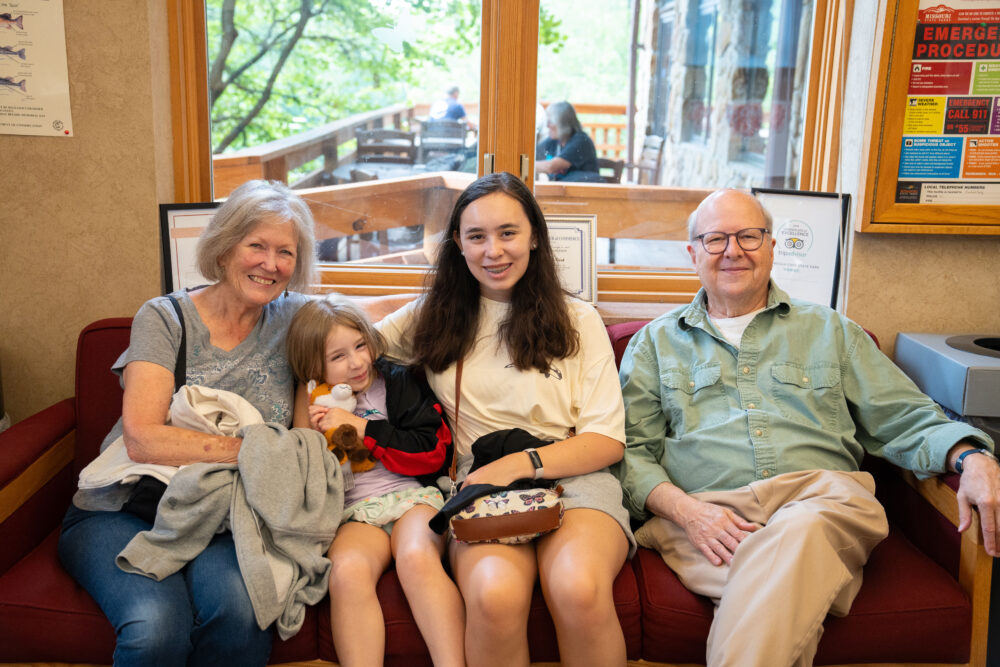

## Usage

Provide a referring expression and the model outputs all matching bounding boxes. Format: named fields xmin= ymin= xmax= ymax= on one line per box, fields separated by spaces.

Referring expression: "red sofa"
xmin=0 ymin=318 xmax=990 ymax=666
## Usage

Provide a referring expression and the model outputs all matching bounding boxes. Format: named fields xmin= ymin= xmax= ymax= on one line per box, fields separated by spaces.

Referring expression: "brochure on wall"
xmin=752 ymin=189 xmax=848 ymax=310
xmin=895 ymin=0 xmax=1000 ymax=204
xmin=0 ymin=0 xmax=73 ymax=137
xmin=545 ymin=214 xmax=597 ymax=304
xmin=160 ymin=203 xmax=220 ymax=293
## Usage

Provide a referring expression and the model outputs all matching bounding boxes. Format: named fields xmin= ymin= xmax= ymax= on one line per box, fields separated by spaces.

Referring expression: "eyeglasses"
xmin=694 ymin=228 xmax=770 ymax=254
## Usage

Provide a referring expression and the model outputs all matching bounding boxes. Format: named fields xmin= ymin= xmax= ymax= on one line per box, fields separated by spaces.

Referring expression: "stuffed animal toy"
xmin=307 ymin=380 xmax=376 ymax=472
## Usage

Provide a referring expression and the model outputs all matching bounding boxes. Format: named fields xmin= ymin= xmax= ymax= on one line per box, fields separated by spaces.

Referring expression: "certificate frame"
xmin=861 ymin=0 xmax=1000 ymax=234
xmin=751 ymin=188 xmax=849 ymax=309
xmin=159 ymin=202 xmax=219 ymax=293
xmin=545 ymin=213 xmax=597 ymax=303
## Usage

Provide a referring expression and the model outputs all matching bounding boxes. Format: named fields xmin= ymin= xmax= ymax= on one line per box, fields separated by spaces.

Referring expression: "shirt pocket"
xmin=660 ymin=362 xmax=729 ymax=433
xmin=770 ymin=362 xmax=843 ymax=429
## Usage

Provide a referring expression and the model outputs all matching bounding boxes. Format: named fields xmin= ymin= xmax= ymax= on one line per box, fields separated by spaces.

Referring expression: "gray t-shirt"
xmin=98 ymin=289 xmax=310 ymax=453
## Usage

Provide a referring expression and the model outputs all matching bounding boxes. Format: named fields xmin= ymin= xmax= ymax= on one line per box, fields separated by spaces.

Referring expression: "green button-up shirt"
xmin=615 ymin=284 xmax=993 ymax=520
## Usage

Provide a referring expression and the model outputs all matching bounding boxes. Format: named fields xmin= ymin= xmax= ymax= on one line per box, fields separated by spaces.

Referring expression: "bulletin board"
xmin=861 ymin=0 xmax=1000 ymax=234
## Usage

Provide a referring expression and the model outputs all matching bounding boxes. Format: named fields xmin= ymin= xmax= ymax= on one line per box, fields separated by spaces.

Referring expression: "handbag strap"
xmin=165 ymin=295 xmax=187 ymax=392
xmin=448 ymin=357 xmax=464 ymax=482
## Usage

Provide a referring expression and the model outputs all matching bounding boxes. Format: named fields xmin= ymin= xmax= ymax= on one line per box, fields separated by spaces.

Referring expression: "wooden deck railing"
xmin=211 ymin=104 xmax=416 ymax=198
xmin=211 ymin=102 xmax=627 ymax=196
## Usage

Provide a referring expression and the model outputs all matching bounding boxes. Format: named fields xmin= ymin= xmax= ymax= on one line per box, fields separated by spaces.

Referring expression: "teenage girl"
xmin=286 ymin=295 xmax=465 ymax=667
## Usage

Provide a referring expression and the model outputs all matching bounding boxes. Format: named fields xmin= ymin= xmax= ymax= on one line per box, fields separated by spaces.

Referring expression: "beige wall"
xmin=847 ymin=234 xmax=1000 ymax=357
xmin=0 ymin=1 xmax=173 ymax=423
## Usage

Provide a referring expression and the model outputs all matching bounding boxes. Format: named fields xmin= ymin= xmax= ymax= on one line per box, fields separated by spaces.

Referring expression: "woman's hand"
xmin=463 ymin=451 xmax=535 ymax=487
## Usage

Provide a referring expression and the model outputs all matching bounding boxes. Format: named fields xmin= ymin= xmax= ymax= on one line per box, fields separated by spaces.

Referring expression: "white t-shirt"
xmin=378 ymin=296 xmax=625 ymax=457
xmin=709 ymin=308 xmax=763 ymax=348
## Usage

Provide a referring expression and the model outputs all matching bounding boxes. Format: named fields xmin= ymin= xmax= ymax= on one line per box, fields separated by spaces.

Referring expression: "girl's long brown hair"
xmin=410 ymin=172 xmax=578 ymax=373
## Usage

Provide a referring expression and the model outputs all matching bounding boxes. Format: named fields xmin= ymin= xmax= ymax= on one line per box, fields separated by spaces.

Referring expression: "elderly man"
xmin=616 ymin=189 xmax=998 ymax=667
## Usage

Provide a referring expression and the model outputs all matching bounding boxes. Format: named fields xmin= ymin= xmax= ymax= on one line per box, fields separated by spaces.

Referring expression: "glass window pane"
xmin=535 ymin=0 xmax=814 ymax=278
xmin=206 ymin=0 xmax=481 ymax=271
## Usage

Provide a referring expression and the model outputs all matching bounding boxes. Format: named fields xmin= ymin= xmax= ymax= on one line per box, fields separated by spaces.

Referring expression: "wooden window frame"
xmin=170 ymin=0 xmax=852 ymax=302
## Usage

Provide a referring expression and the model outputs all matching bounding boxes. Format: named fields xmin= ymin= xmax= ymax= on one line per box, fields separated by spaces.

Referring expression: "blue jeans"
xmin=58 ymin=504 xmax=272 ymax=667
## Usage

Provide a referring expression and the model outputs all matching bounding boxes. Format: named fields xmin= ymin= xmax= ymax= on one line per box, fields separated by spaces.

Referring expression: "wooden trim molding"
xmin=799 ymin=0 xmax=854 ymax=192
xmin=480 ymin=0 xmax=540 ymax=181
xmin=0 ymin=432 xmax=75 ymax=523
xmin=167 ymin=0 xmax=213 ymax=202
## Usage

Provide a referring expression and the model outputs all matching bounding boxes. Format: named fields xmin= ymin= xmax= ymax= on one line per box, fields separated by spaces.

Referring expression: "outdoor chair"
xmin=629 ymin=134 xmax=664 ymax=184
xmin=349 ymin=168 xmax=379 ymax=182
xmin=597 ymin=157 xmax=625 ymax=184
xmin=418 ymin=119 xmax=467 ymax=163
xmin=355 ymin=128 xmax=417 ymax=164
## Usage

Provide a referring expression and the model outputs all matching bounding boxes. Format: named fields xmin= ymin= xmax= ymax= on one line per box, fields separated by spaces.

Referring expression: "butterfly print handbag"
xmin=445 ymin=359 xmax=564 ymax=544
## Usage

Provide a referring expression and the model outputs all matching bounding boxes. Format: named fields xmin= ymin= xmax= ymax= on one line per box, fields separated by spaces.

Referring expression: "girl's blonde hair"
xmin=286 ymin=295 xmax=385 ymax=384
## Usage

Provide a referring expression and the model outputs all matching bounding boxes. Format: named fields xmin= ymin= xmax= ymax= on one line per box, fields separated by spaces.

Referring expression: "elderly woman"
xmin=378 ymin=173 xmax=634 ymax=666
xmin=535 ymin=101 xmax=602 ymax=183
xmin=58 ymin=180 xmax=316 ymax=666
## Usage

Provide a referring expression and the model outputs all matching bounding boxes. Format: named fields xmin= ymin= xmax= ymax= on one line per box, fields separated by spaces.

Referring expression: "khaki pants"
xmin=635 ymin=470 xmax=889 ymax=667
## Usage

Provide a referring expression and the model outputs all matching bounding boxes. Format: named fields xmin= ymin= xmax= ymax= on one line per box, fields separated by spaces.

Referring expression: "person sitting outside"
xmin=535 ymin=101 xmax=602 ymax=183
xmin=429 ymin=84 xmax=474 ymax=130
xmin=616 ymin=188 xmax=998 ymax=667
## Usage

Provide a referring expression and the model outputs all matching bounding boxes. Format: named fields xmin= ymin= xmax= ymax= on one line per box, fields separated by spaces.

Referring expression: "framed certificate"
xmin=159 ymin=202 xmax=219 ymax=293
xmin=752 ymin=188 xmax=849 ymax=309
xmin=545 ymin=214 xmax=597 ymax=303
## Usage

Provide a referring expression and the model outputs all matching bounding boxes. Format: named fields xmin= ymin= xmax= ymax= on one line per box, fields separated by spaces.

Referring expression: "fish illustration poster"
xmin=0 ymin=0 xmax=72 ymax=137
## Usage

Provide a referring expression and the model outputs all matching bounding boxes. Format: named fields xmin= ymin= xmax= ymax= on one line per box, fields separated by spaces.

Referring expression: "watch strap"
xmin=524 ymin=447 xmax=544 ymax=479
xmin=955 ymin=447 xmax=995 ymax=474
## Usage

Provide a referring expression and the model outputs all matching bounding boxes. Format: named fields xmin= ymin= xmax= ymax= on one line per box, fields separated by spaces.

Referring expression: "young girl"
xmin=286 ymin=296 xmax=465 ymax=667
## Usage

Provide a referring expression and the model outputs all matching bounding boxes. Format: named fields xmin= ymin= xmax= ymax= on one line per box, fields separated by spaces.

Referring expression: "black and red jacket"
xmin=361 ymin=357 xmax=452 ymax=486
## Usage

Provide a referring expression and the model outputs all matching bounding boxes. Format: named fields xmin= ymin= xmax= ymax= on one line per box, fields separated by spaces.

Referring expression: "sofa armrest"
xmin=875 ymin=461 xmax=992 ymax=667
xmin=0 ymin=398 xmax=77 ymax=573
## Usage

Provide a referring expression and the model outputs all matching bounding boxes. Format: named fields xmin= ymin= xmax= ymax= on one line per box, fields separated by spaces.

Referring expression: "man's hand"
xmin=646 ymin=482 xmax=759 ymax=566
xmin=673 ymin=494 xmax=760 ymax=566
xmin=955 ymin=452 xmax=1000 ymax=556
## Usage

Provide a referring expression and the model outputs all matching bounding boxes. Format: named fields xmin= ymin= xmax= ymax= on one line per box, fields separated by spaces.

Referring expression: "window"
xmin=681 ymin=0 xmax=717 ymax=143
xmin=650 ymin=1 xmax=675 ymax=139
xmin=168 ymin=0 xmax=853 ymax=303
xmin=652 ymin=0 xmax=812 ymax=189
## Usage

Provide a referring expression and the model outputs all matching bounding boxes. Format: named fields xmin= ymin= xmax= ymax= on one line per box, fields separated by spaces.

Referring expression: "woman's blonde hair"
xmin=197 ymin=179 xmax=317 ymax=292
xmin=286 ymin=295 xmax=385 ymax=384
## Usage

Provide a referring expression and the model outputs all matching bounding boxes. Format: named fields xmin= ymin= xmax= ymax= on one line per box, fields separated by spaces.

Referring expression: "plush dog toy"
xmin=307 ymin=380 xmax=376 ymax=472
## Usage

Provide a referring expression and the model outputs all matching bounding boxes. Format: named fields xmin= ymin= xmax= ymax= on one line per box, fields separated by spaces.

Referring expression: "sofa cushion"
xmin=0 ymin=528 xmax=321 ymax=664
xmin=317 ymin=561 xmax=642 ymax=665
xmin=633 ymin=528 xmax=971 ymax=665
xmin=318 ymin=566 xmax=434 ymax=667
xmin=74 ymin=318 xmax=131 ymax=477
xmin=0 ymin=530 xmax=115 ymax=664
xmin=817 ymin=528 xmax=970 ymax=664
xmin=632 ymin=545 xmax=714 ymax=663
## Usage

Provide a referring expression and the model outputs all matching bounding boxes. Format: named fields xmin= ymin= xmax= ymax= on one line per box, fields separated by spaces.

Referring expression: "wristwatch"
xmin=955 ymin=448 xmax=997 ymax=474
xmin=524 ymin=448 xmax=545 ymax=480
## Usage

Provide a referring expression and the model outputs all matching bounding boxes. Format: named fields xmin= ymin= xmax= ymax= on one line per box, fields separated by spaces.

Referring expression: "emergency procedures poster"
xmin=896 ymin=1 xmax=1000 ymax=204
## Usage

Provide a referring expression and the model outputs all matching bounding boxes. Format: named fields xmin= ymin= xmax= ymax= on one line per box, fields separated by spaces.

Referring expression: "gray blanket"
xmin=116 ymin=423 xmax=343 ymax=640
